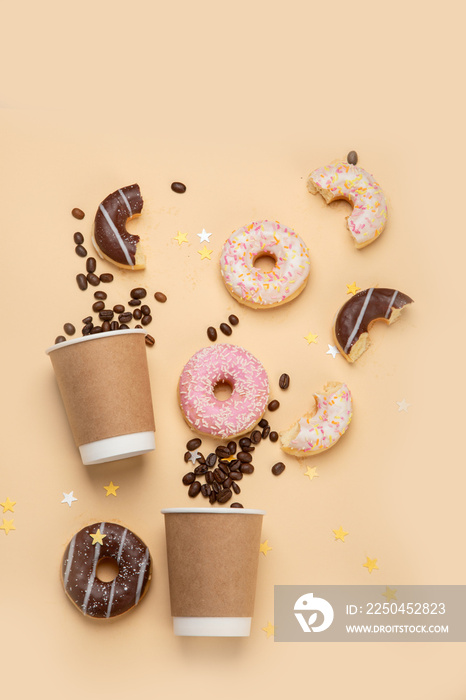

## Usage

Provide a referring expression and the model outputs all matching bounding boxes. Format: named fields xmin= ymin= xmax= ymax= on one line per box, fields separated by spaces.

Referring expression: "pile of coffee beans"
xmin=207 ymin=314 xmax=239 ymax=342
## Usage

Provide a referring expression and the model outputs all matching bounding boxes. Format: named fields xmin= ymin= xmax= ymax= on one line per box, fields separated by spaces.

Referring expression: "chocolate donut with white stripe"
xmin=92 ymin=184 xmax=146 ymax=269
xmin=62 ymin=522 xmax=152 ymax=618
xmin=334 ymin=287 xmax=413 ymax=363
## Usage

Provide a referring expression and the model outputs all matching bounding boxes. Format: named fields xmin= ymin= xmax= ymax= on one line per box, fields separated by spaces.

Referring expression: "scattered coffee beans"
xmin=220 ymin=323 xmax=232 ymax=336
xmin=141 ymin=315 xmax=152 ymax=326
xmin=76 ymin=273 xmax=88 ymax=290
xmin=230 ymin=502 xmax=244 ymax=508
xmin=128 ymin=299 xmax=141 ymax=307
xmin=86 ymin=257 xmax=96 ymax=273
xmin=347 ymin=150 xmax=358 ymax=165
xmin=141 ymin=305 xmax=151 ymax=316
xmin=271 ymin=462 xmax=286 ymax=476
xmin=187 ymin=438 xmax=202 ymax=451
xmin=63 ymin=323 xmax=76 ymax=336
xmin=171 ymin=182 xmax=186 ymax=193
xmin=188 ymin=481 xmax=201 ymax=498
xmin=73 ymin=232 xmax=84 ymax=244
xmin=94 ymin=291 xmax=107 ymax=300
xmin=113 ymin=304 xmax=125 ymax=314
xmin=55 ymin=335 xmax=66 ymax=344
xmin=130 ymin=287 xmax=147 ymax=300
xmin=87 ymin=273 xmax=100 ymax=286
xmin=145 ymin=334 xmax=155 ymax=347
xmin=92 ymin=301 xmax=105 ymax=312
xmin=99 ymin=273 xmax=114 ymax=283
xmin=228 ymin=314 xmax=239 ymax=326
xmin=72 ymin=208 xmax=85 ymax=220
xmin=75 ymin=244 xmax=87 ymax=257
xmin=268 ymin=399 xmax=280 ymax=411
xmin=207 ymin=326 xmax=217 ymax=341
xmin=154 ymin=292 xmax=167 ymax=303
xmin=279 ymin=373 xmax=290 ymax=390
xmin=269 ymin=431 xmax=279 ymax=442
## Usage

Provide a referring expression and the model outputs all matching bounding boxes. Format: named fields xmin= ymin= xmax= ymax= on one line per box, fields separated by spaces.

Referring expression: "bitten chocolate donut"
xmin=92 ymin=184 xmax=146 ymax=269
xmin=62 ymin=522 xmax=152 ymax=618
xmin=334 ymin=288 xmax=414 ymax=363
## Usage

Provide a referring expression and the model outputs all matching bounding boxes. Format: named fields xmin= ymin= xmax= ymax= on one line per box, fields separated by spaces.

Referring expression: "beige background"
xmin=1 ymin=1 xmax=465 ymax=698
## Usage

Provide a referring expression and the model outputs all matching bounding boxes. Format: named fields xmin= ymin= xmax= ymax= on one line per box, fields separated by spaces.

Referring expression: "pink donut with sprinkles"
xmin=178 ymin=344 xmax=269 ymax=439
xmin=220 ymin=220 xmax=311 ymax=309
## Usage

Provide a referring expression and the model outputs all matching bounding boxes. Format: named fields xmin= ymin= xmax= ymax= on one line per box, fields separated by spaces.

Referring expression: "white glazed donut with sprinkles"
xmin=219 ymin=220 xmax=311 ymax=309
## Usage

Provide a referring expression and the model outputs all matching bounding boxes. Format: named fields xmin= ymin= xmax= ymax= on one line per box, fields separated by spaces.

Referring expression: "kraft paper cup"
xmin=46 ymin=329 xmax=156 ymax=465
xmin=162 ymin=507 xmax=265 ymax=637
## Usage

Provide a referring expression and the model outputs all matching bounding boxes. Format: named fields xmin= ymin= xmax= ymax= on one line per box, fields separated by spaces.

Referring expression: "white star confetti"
xmin=197 ymin=228 xmax=212 ymax=243
xmin=188 ymin=450 xmax=201 ymax=464
xmin=61 ymin=491 xmax=77 ymax=507
xmin=326 ymin=344 xmax=340 ymax=359
xmin=396 ymin=399 xmax=410 ymax=413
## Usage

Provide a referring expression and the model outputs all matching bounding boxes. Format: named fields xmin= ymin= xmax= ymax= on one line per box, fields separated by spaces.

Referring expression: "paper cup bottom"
xmin=173 ymin=617 xmax=252 ymax=637
xmin=79 ymin=431 xmax=155 ymax=465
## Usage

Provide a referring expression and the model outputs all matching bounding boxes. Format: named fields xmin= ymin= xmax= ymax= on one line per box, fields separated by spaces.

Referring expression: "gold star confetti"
xmin=363 ymin=556 xmax=379 ymax=574
xmin=304 ymin=332 xmax=318 ymax=345
xmin=1 ymin=497 xmax=16 ymax=514
xmin=262 ymin=621 xmax=275 ymax=638
xmin=90 ymin=529 xmax=106 ymax=546
xmin=333 ymin=526 xmax=349 ymax=542
xmin=259 ymin=540 xmax=272 ymax=556
xmin=198 ymin=245 xmax=213 ymax=260
xmin=104 ymin=481 xmax=120 ymax=497
xmin=346 ymin=282 xmax=361 ymax=295
xmin=382 ymin=586 xmax=397 ymax=602
xmin=304 ymin=466 xmax=319 ymax=481
xmin=173 ymin=231 xmax=189 ymax=245
xmin=0 ymin=518 xmax=15 ymax=535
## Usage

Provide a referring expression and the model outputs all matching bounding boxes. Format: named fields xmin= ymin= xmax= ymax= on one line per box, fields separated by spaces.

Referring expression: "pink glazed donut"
xmin=178 ymin=344 xmax=269 ymax=439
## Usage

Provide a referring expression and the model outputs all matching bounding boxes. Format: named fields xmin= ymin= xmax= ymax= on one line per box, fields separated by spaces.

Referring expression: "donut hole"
xmin=96 ymin=557 xmax=120 ymax=583
xmin=213 ymin=381 xmax=233 ymax=402
xmin=252 ymin=252 xmax=277 ymax=272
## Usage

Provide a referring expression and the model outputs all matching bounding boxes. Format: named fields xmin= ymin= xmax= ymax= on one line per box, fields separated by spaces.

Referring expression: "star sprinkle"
xmin=198 ymin=245 xmax=213 ymax=260
xmin=61 ymin=491 xmax=77 ymax=507
xmin=260 ymin=540 xmax=272 ymax=556
xmin=197 ymin=228 xmax=212 ymax=243
xmin=363 ymin=556 xmax=379 ymax=574
xmin=262 ymin=621 xmax=275 ymax=638
xmin=346 ymin=282 xmax=361 ymax=295
xmin=326 ymin=344 xmax=340 ymax=359
xmin=90 ymin=529 xmax=106 ymax=546
xmin=1 ymin=497 xmax=16 ymax=514
xmin=188 ymin=450 xmax=201 ymax=464
xmin=304 ymin=466 xmax=319 ymax=481
xmin=0 ymin=519 xmax=15 ymax=535
xmin=304 ymin=332 xmax=318 ymax=345
xmin=333 ymin=526 xmax=349 ymax=542
xmin=396 ymin=399 xmax=410 ymax=413
xmin=104 ymin=481 xmax=119 ymax=497
xmin=173 ymin=231 xmax=189 ymax=245
xmin=382 ymin=586 xmax=397 ymax=602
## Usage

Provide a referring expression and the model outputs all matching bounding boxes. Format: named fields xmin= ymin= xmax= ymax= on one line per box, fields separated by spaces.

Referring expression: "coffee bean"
xmin=240 ymin=463 xmax=254 ymax=475
xmin=87 ymin=273 xmax=100 ymax=286
xmin=128 ymin=299 xmax=141 ymax=307
xmin=182 ymin=472 xmax=195 ymax=485
xmin=154 ymin=292 xmax=167 ymax=303
xmin=188 ymin=481 xmax=201 ymax=498
xmin=347 ymin=150 xmax=358 ymax=165
xmin=110 ymin=321 xmax=119 ymax=331
xmin=141 ymin=305 xmax=151 ymax=316
xmin=82 ymin=316 xmax=93 ymax=324
xmin=269 ymin=431 xmax=279 ymax=442
xmin=218 ymin=461 xmax=230 ymax=475
xmin=259 ymin=418 xmax=268 ymax=428
xmin=63 ymin=323 xmax=75 ymax=336
xmin=240 ymin=444 xmax=255 ymax=453
xmin=171 ymin=181 xmax=186 ymax=193
xmin=205 ymin=471 xmax=214 ymax=485
xmin=118 ymin=312 xmax=133 ymax=324
xmin=237 ymin=451 xmax=252 ymax=463
xmin=227 ymin=441 xmax=237 ymax=455
xmin=75 ymin=245 xmax=87 ymax=257
xmin=215 ymin=445 xmax=230 ymax=459
xmin=73 ymin=232 xmax=84 ymax=244
xmin=101 ymin=321 xmax=111 ymax=332
xmin=92 ymin=301 xmax=105 ymax=312
xmin=220 ymin=323 xmax=232 ymax=336
xmin=72 ymin=208 xmax=85 ymax=220
xmin=90 ymin=326 xmax=102 ymax=334
xmin=132 ymin=308 xmax=142 ymax=320
xmin=250 ymin=430 xmax=262 ymax=444
xmin=213 ymin=468 xmax=227 ymax=483
xmin=187 ymin=438 xmax=202 ymax=451
xmin=99 ymin=309 xmax=114 ymax=321
xmin=184 ymin=451 xmax=192 ymax=462
xmin=239 ymin=437 xmax=252 ymax=449
xmin=232 ymin=482 xmax=241 ymax=495
xmin=201 ymin=484 xmax=212 ymax=498
xmin=212 ymin=481 xmax=220 ymax=494
xmin=262 ymin=426 xmax=270 ymax=439
xmin=268 ymin=400 xmax=280 ymax=411
xmin=207 ymin=326 xmax=217 ymax=342
xmin=228 ymin=314 xmax=239 ymax=326
xmin=279 ymin=373 xmax=290 ymax=390
xmin=86 ymin=257 xmax=97 ymax=273
xmin=217 ymin=488 xmax=232 ymax=504
xmin=230 ymin=502 xmax=244 ymax=508
xmin=145 ymin=334 xmax=155 ymax=347
xmin=229 ymin=459 xmax=242 ymax=471
xmin=119 ymin=324 xmax=130 ymax=329
xmin=229 ymin=470 xmax=243 ymax=481
xmin=55 ymin=335 xmax=66 ymax=344
xmin=130 ymin=287 xmax=147 ymax=300
xmin=206 ymin=453 xmax=217 ymax=468
xmin=194 ymin=464 xmax=209 ymax=475
xmin=76 ymin=273 xmax=88 ymax=290
xmin=82 ymin=323 xmax=93 ymax=335
xmin=209 ymin=491 xmax=217 ymax=504
xmin=94 ymin=291 xmax=107 ymax=300
xmin=141 ymin=315 xmax=152 ymax=326
xmin=99 ymin=274 xmax=114 ymax=283
xmin=224 ymin=476 xmax=233 ymax=488
xmin=272 ymin=462 xmax=286 ymax=476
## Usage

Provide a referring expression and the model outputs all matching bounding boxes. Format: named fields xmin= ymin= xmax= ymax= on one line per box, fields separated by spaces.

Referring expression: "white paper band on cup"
xmin=79 ymin=431 xmax=155 ymax=465
xmin=173 ymin=617 xmax=252 ymax=637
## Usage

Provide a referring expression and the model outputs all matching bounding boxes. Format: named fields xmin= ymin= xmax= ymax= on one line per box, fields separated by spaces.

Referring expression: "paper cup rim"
xmin=161 ymin=507 xmax=266 ymax=515
xmin=45 ymin=328 xmax=147 ymax=355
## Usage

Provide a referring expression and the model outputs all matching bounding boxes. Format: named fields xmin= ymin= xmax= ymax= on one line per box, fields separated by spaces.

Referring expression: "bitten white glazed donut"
xmin=279 ymin=382 xmax=353 ymax=457
xmin=307 ymin=161 xmax=387 ymax=248
xmin=219 ymin=220 xmax=311 ymax=309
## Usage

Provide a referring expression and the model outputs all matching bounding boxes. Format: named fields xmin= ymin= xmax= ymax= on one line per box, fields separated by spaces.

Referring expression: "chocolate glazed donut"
xmin=93 ymin=184 xmax=144 ymax=268
xmin=62 ymin=522 xmax=152 ymax=618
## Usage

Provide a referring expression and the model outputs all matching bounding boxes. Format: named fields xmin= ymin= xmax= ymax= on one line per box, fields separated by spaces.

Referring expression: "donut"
xmin=279 ymin=382 xmax=352 ymax=457
xmin=62 ymin=522 xmax=152 ymax=618
xmin=219 ymin=220 xmax=311 ymax=309
xmin=334 ymin=287 xmax=414 ymax=363
xmin=92 ymin=184 xmax=146 ymax=269
xmin=307 ymin=160 xmax=387 ymax=248
xmin=178 ymin=344 xmax=269 ymax=439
